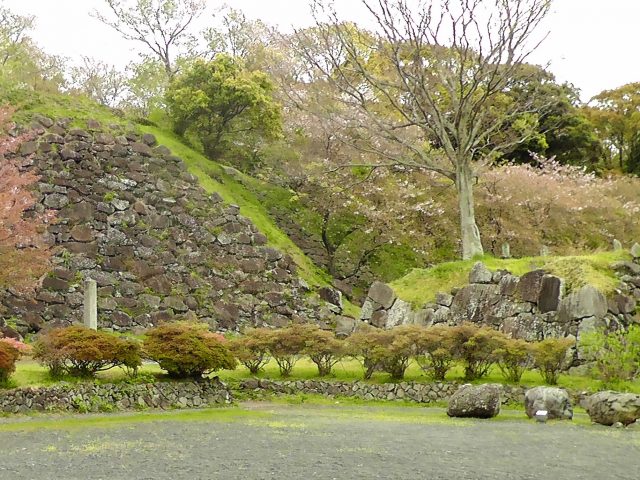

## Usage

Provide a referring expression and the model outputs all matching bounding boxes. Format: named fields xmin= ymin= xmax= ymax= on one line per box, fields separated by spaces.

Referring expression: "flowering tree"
xmin=0 ymin=108 xmax=54 ymax=293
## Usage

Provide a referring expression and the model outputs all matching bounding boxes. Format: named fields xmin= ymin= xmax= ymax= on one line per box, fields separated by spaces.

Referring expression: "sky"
xmin=3 ymin=0 xmax=640 ymax=101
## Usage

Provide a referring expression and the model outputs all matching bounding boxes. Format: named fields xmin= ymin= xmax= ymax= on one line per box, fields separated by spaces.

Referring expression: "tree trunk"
xmin=456 ymin=165 xmax=484 ymax=260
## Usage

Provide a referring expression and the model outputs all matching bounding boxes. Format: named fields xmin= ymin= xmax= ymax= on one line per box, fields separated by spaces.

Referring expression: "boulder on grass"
xmin=524 ymin=386 xmax=573 ymax=420
xmin=447 ymin=384 xmax=502 ymax=419
xmin=586 ymin=391 xmax=640 ymax=426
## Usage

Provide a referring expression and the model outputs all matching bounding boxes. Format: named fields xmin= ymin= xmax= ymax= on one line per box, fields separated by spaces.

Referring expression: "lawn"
xmin=10 ymin=358 xmax=640 ymax=395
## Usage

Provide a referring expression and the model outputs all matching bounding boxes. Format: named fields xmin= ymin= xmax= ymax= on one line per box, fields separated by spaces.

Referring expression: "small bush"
xmin=263 ymin=324 xmax=314 ymax=377
xmin=0 ymin=337 xmax=28 ymax=385
xmin=531 ymin=337 xmax=575 ymax=385
xmin=450 ymin=323 xmax=506 ymax=381
xmin=377 ymin=326 xmax=416 ymax=380
xmin=144 ymin=322 xmax=236 ymax=379
xmin=33 ymin=326 xmax=141 ymax=378
xmin=494 ymin=337 xmax=533 ymax=383
xmin=301 ymin=325 xmax=347 ymax=377
xmin=580 ymin=326 xmax=640 ymax=383
xmin=229 ymin=329 xmax=272 ymax=375
xmin=410 ymin=325 xmax=457 ymax=381
xmin=346 ymin=325 xmax=390 ymax=380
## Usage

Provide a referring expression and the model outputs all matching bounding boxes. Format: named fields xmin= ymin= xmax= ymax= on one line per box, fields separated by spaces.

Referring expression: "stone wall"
xmin=239 ymin=378 xmax=535 ymax=405
xmin=358 ymin=253 xmax=640 ymax=346
xmin=0 ymin=378 xmax=231 ymax=414
xmin=0 ymin=115 xmax=338 ymax=336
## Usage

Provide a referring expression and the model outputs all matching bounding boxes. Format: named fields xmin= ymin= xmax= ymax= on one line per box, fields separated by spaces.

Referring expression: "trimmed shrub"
xmin=531 ymin=337 xmax=575 ymax=385
xmin=0 ymin=337 xmax=28 ymax=385
xmin=494 ymin=337 xmax=533 ymax=383
xmin=301 ymin=325 xmax=347 ymax=377
xmin=378 ymin=326 xmax=416 ymax=380
xmin=144 ymin=322 xmax=236 ymax=379
xmin=33 ymin=326 xmax=141 ymax=378
xmin=263 ymin=324 xmax=314 ymax=377
xmin=229 ymin=328 xmax=272 ymax=375
xmin=450 ymin=323 xmax=506 ymax=381
xmin=346 ymin=325 xmax=390 ymax=380
xmin=580 ymin=326 xmax=640 ymax=383
xmin=410 ymin=324 xmax=457 ymax=381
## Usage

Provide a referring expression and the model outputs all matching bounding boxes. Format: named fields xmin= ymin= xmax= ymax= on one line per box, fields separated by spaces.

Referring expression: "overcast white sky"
xmin=3 ymin=0 xmax=639 ymax=100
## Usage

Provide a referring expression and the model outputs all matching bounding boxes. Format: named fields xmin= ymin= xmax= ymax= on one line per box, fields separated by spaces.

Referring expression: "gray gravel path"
xmin=1 ymin=403 xmax=638 ymax=480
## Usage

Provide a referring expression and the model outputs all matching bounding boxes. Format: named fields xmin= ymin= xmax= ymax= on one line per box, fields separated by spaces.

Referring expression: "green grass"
xmin=391 ymin=251 xmax=631 ymax=306
xmin=11 ymin=357 xmax=640 ymax=394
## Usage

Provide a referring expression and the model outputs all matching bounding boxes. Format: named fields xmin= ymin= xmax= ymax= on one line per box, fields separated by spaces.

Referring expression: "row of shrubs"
xmin=5 ymin=321 xmax=634 ymax=387
xmin=231 ymin=323 xmax=575 ymax=384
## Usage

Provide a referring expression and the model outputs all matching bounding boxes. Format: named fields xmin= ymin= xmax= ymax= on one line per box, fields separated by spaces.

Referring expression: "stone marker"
xmin=83 ymin=279 xmax=98 ymax=330
xmin=525 ymin=386 xmax=573 ymax=420
xmin=613 ymin=239 xmax=623 ymax=251
xmin=501 ymin=242 xmax=511 ymax=259
xmin=540 ymin=245 xmax=550 ymax=257
xmin=631 ymin=243 xmax=640 ymax=260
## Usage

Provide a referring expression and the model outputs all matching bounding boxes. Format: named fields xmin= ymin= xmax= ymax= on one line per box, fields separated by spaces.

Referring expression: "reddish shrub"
xmin=33 ymin=326 xmax=142 ymax=378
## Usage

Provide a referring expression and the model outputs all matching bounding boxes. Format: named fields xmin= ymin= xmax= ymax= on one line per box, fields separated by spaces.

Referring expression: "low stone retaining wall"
xmin=239 ymin=379 xmax=534 ymax=405
xmin=0 ymin=379 xmax=232 ymax=414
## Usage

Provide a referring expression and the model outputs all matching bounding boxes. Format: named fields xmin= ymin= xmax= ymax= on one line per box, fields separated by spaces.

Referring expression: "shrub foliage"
xmin=33 ymin=326 xmax=141 ymax=378
xmin=144 ymin=322 xmax=236 ymax=379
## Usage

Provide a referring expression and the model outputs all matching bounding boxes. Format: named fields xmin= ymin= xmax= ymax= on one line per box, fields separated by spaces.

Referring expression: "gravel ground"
xmin=1 ymin=403 xmax=639 ymax=480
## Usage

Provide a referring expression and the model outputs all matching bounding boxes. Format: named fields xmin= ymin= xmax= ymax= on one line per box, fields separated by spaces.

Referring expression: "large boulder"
xmin=469 ymin=262 xmax=493 ymax=284
xmin=586 ymin=391 xmax=640 ymax=426
xmin=449 ymin=284 xmax=500 ymax=324
xmin=386 ymin=299 xmax=412 ymax=328
xmin=447 ymin=384 xmax=502 ymax=419
xmin=557 ymin=285 xmax=607 ymax=323
xmin=517 ymin=270 xmax=546 ymax=303
xmin=524 ymin=387 xmax=573 ymax=420
xmin=538 ymin=275 xmax=563 ymax=313
xmin=367 ymin=282 xmax=396 ymax=309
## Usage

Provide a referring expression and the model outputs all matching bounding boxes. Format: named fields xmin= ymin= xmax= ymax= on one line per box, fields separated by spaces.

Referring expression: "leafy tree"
xmin=166 ymin=55 xmax=282 ymax=162
xmin=295 ymin=0 xmax=552 ymax=260
xmin=123 ymin=57 xmax=168 ymax=117
xmin=587 ymin=83 xmax=640 ymax=171
xmin=94 ymin=0 xmax=207 ymax=78
xmin=263 ymin=324 xmax=314 ymax=377
xmin=0 ymin=108 xmax=54 ymax=293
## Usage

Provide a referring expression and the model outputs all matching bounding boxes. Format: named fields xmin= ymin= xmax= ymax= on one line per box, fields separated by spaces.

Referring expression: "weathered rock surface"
xmin=524 ymin=386 xmax=573 ymax=420
xmin=447 ymin=384 xmax=502 ymax=419
xmin=469 ymin=262 xmax=493 ymax=284
xmin=558 ymin=285 xmax=607 ymax=323
xmin=0 ymin=117 xmax=334 ymax=334
xmin=586 ymin=391 xmax=640 ymax=426
xmin=368 ymin=282 xmax=396 ymax=309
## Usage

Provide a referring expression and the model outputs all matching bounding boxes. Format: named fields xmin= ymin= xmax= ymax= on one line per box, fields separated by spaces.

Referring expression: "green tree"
xmin=587 ymin=83 xmax=640 ymax=171
xmin=166 ymin=55 xmax=282 ymax=162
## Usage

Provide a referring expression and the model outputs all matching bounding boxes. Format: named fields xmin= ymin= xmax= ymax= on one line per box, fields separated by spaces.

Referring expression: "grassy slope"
xmin=7 ymin=90 xmax=360 ymax=316
xmin=391 ymin=251 xmax=631 ymax=306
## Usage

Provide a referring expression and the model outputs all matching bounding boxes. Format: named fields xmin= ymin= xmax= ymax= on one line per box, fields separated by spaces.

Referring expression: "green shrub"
xmin=144 ymin=322 xmax=236 ymax=379
xmin=531 ymin=337 xmax=575 ymax=385
xmin=301 ymin=325 xmax=347 ymax=377
xmin=494 ymin=337 xmax=533 ymax=383
xmin=346 ymin=325 xmax=390 ymax=380
xmin=449 ymin=323 xmax=506 ymax=381
xmin=409 ymin=325 xmax=457 ymax=381
xmin=580 ymin=326 xmax=640 ymax=383
xmin=229 ymin=328 xmax=272 ymax=375
xmin=263 ymin=324 xmax=314 ymax=377
xmin=33 ymin=326 xmax=141 ymax=378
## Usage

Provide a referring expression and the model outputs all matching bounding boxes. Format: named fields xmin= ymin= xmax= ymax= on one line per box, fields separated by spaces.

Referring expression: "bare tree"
xmin=0 ymin=5 xmax=35 ymax=67
xmin=69 ymin=56 xmax=128 ymax=107
xmin=94 ymin=0 xmax=207 ymax=78
xmin=296 ymin=0 xmax=552 ymax=259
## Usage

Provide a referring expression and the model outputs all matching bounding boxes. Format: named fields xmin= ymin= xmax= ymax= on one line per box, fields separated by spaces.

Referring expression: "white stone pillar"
xmin=83 ymin=279 xmax=98 ymax=330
